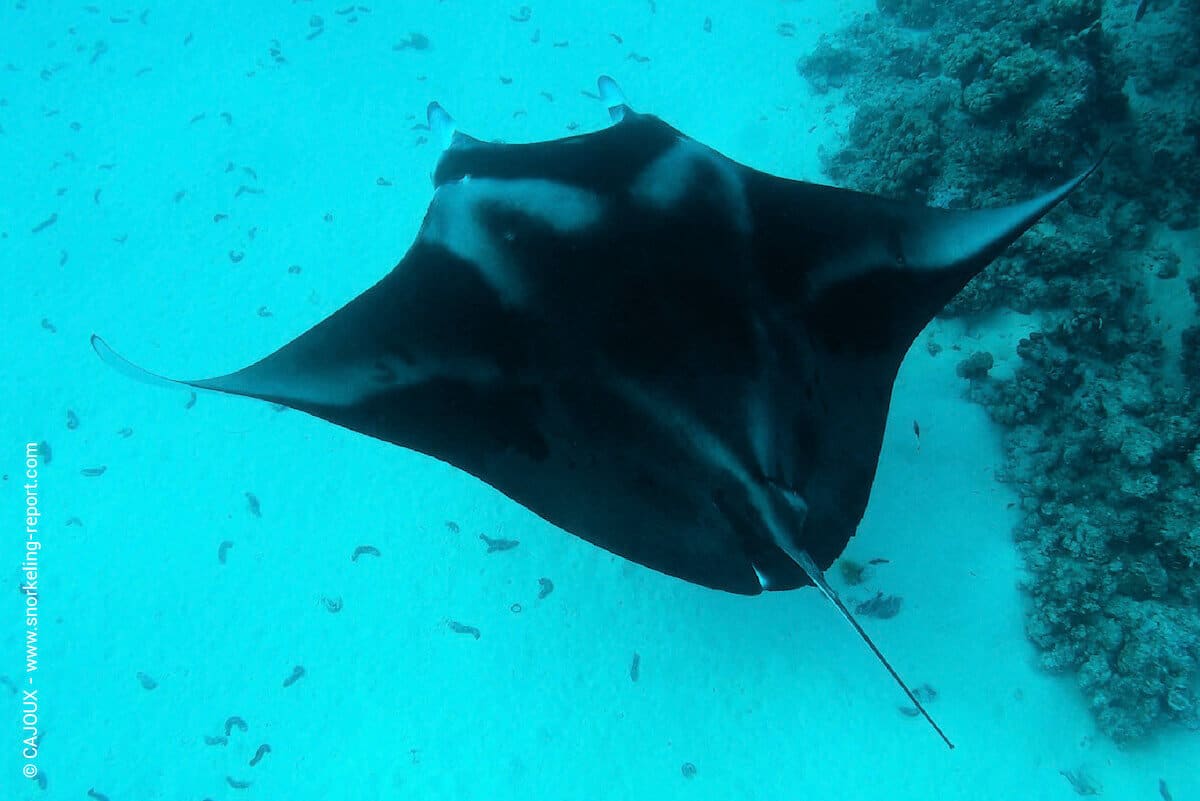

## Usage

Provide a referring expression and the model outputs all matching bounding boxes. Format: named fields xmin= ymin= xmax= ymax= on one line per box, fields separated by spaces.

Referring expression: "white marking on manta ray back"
xmin=746 ymin=319 xmax=780 ymax=488
xmin=630 ymin=138 xmax=751 ymax=233
xmin=421 ymin=177 xmax=603 ymax=305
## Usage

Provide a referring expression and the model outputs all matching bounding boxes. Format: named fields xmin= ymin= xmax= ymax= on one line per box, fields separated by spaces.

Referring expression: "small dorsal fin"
xmin=787 ymin=547 xmax=955 ymax=750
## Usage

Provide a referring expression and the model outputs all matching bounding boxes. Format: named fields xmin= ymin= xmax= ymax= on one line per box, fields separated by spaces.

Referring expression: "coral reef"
xmin=799 ymin=0 xmax=1200 ymax=740
xmin=956 ymin=351 xmax=995 ymax=380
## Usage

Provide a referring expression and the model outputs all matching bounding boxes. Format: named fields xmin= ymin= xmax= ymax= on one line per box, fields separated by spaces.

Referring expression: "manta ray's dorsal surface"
xmin=93 ymin=77 xmax=1102 ymax=749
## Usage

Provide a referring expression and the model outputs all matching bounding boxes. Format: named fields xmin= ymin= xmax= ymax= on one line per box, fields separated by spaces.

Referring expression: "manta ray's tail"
xmin=788 ymin=547 xmax=955 ymax=749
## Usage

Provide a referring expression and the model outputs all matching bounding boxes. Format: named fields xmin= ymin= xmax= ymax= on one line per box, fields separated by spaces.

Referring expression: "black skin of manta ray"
xmin=93 ymin=97 xmax=1100 ymax=600
xmin=93 ymin=80 xmax=1102 ymax=752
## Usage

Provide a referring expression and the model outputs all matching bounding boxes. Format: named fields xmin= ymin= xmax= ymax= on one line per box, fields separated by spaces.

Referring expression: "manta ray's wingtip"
xmin=91 ymin=334 xmax=193 ymax=392
xmin=91 ymin=333 xmax=129 ymax=371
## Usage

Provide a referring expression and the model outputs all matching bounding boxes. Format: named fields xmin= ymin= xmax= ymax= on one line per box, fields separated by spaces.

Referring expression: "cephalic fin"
xmin=597 ymin=75 xmax=631 ymax=123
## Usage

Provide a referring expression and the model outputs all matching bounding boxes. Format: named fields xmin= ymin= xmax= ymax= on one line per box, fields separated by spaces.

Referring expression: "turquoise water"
xmin=3 ymin=1 xmax=1198 ymax=799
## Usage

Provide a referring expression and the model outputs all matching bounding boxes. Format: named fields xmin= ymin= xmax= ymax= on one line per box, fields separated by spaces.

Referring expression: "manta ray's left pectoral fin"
xmin=90 ymin=333 xmax=328 ymax=408
xmin=91 ymin=334 xmax=207 ymax=394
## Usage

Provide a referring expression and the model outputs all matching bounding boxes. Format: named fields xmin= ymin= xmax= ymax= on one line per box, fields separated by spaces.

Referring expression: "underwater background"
xmin=2 ymin=0 xmax=1198 ymax=798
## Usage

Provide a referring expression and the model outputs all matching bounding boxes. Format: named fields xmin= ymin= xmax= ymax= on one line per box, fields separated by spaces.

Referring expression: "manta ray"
xmin=93 ymin=77 xmax=1101 ymax=749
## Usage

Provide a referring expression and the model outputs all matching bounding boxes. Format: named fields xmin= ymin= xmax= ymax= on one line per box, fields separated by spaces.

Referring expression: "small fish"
xmin=630 ymin=652 xmax=640 ymax=682
xmin=321 ymin=595 xmax=343 ymax=613
xmin=41 ymin=317 xmax=57 ymax=332
xmin=1059 ymin=767 xmax=1102 ymax=796
xmin=282 ymin=665 xmax=305 ymax=687
xmin=249 ymin=743 xmax=272 ymax=766
xmin=184 ymin=391 xmax=197 ymax=409
xmin=480 ymin=533 xmax=519 ymax=553
xmin=703 ymin=17 xmax=712 ymax=33
xmin=351 ymin=545 xmax=381 ymax=561
xmin=87 ymin=790 xmax=110 ymax=801
xmin=1160 ymin=778 xmax=1173 ymax=801
xmin=448 ymin=620 xmax=481 ymax=639
xmin=855 ymin=591 xmax=902 ymax=619
xmin=136 ymin=671 xmax=157 ymax=690
xmin=510 ymin=5 xmax=532 ymax=22
xmin=245 ymin=492 xmax=261 ymax=517
xmin=204 ymin=734 xmax=228 ymax=746
xmin=31 ymin=213 xmax=57 ymax=233
xmin=445 ymin=520 xmax=460 ymax=533
xmin=81 ymin=466 xmax=107 ymax=477
xmin=538 ymin=577 xmax=554 ymax=599
xmin=217 ymin=540 xmax=233 ymax=564
xmin=393 ymin=32 xmax=430 ymax=50
xmin=898 ymin=683 xmax=938 ymax=717
xmin=38 ymin=441 xmax=51 ymax=464
xmin=224 ymin=716 xmax=248 ymax=736
xmin=226 ymin=776 xmax=253 ymax=790
xmin=1136 ymin=0 xmax=1151 ymax=21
